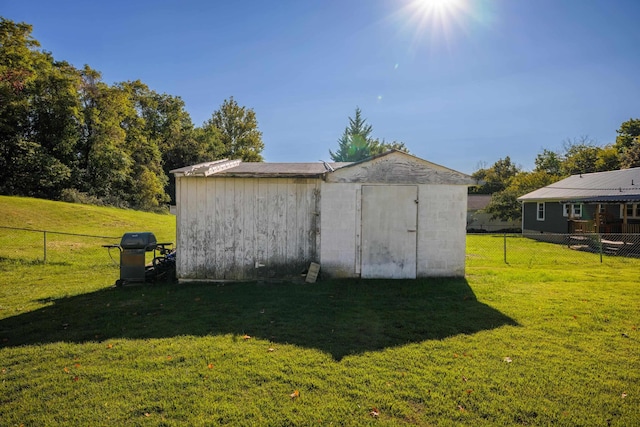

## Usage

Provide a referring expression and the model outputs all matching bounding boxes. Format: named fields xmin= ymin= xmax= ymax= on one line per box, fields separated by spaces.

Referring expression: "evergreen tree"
xmin=329 ymin=107 xmax=373 ymax=162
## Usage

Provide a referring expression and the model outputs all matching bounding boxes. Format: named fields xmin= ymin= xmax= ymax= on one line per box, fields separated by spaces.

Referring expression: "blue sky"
xmin=3 ymin=0 xmax=639 ymax=173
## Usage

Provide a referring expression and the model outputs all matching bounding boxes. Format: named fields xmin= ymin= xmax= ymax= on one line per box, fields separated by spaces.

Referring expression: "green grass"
xmin=1 ymin=196 xmax=639 ymax=426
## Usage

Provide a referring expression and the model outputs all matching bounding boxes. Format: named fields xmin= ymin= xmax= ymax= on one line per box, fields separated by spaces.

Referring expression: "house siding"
xmin=522 ymin=202 xmax=567 ymax=233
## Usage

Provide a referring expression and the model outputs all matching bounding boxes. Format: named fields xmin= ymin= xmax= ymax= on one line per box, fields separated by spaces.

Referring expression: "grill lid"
xmin=120 ymin=232 xmax=157 ymax=250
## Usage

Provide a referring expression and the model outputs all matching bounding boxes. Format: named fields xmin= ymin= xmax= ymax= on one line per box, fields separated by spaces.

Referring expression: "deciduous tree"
xmin=615 ymin=118 xmax=640 ymax=168
xmin=204 ymin=97 xmax=264 ymax=162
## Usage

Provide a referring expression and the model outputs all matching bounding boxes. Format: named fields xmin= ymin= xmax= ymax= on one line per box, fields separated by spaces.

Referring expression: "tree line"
xmin=472 ymin=120 xmax=640 ymax=221
xmin=1 ymin=17 xmax=408 ymax=211
xmin=0 ymin=17 xmax=263 ymax=210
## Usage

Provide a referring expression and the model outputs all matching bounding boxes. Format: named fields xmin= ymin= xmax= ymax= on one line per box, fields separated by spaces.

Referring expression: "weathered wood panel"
xmin=204 ymin=178 xmax=216 ymax=278
xmin=224 ymin=178 xmax=236 ymax=279
xmin=213 ymin=178 xmax=225 ymax=278
xmin=176 ymin=176 xmax=319 ymax=281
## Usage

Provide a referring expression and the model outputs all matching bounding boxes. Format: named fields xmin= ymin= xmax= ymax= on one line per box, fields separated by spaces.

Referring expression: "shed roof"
xmin=171 ymin=159 xmax=350 ymax=177
xmin=170 ymin=150 xmax=475 ymax=185
xmin=518 ymin=167 xmax=640 ymax=203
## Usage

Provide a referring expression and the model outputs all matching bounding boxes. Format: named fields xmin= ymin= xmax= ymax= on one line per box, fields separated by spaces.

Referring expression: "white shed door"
xmin=361 ymin=185 xmax=417 ymax=279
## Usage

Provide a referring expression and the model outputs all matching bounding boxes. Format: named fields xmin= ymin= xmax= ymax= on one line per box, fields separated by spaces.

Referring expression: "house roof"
xmin=518 ymin=167 xmax=640 ymax=203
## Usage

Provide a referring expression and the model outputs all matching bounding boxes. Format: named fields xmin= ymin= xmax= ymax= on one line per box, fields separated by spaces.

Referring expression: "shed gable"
xmin=325 ymin=151 xmax=475 ymax=185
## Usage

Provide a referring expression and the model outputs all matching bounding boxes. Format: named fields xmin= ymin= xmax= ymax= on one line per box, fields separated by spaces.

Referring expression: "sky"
xmin=3 ymin=0 xmax=640 ymax=174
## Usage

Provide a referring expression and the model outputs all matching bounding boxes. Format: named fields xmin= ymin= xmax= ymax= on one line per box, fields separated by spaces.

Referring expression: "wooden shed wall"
xmin=175 ymin=176 xmax=320 ymax=280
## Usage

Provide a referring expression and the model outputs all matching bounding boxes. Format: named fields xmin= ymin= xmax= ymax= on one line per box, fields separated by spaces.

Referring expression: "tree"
xmin=329 ymin=107 xmax=373 ymax=162
xmin=470 ymin=156 xmax=520 ymax=194
xmin=615 ymin=118 xmax=640 ymax=168
xmin=560 ymin=136 xmax=607 ymax=175
xmin=0 ymin=18 xmax=83 ymax=198
xmin=614 ymin=118 xmax=640 ymax=152
xmin=534 ymin=149 xmax=562 ymax=175
xmin=369 ymin=138 xmax=410 ymax=156
xmin=595 ymin=145 xmax=621 ymax=171
xmin=485 ymin=170 xmax=559 ymax=222
xmin=204 ymin=97 xmax=264 ymax=162
xmin=330 ymin=107 xmax=409 ymax=162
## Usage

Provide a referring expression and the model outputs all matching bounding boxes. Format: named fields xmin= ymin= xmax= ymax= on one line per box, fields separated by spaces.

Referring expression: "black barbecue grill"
xmin=103 ymin=232 xmax=174 ymax=286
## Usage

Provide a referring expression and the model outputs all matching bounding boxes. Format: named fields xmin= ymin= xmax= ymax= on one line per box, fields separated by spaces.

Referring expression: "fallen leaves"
xmin=290 ymin=390 xmax=300 ymax=400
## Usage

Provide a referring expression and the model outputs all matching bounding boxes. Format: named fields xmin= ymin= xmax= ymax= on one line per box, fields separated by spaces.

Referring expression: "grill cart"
xmin=103 ymin=232 xmax=174 ymax=287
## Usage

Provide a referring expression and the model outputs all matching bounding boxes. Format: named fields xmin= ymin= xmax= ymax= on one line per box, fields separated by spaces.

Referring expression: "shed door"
xmin=361 ymin=185 xmax=417 ymax=279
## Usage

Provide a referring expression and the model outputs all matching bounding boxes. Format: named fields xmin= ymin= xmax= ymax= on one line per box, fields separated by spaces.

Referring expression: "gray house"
xmin=171 ymin=150 xmax=476 ymax=282
xmin=518 ymin=168 xmax=640 ymax=235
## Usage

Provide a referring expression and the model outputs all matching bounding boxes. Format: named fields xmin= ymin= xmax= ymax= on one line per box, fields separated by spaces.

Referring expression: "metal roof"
xmin=215 ymin=162 xmax=351 ymax=177
xmin=170 ymin=150 xmax=474 ymax=184
xmin=518 ymin=167 xmax=640 ymax=203
xmin=170 ymin=159 xmax=351 ymax=177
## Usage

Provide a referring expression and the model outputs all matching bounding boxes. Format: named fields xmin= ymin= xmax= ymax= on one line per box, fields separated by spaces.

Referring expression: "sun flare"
xmin=402 ymin=0 xmax=472 ymax=49
xmin=414 ymin=0 xmax=465 ymax=14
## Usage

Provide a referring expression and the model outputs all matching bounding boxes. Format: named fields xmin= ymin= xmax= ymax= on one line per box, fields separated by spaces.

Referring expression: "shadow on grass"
xmin=0 ymin=278 xmax=517 ymax=360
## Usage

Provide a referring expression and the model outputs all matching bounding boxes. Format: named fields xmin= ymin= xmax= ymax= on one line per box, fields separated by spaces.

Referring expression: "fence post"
xmin=43 ymin=231 xmax=47 ymax=263
xmin=504 ymin=232 xmax=507 ymax=264
xmin=598 ymin=233 xmax=602 ymax=263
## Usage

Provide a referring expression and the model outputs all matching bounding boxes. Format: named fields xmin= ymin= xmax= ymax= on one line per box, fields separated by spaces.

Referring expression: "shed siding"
xmin=417 ymin=185 xmax=467 ymax=277
xmin=320 ymin=183 xmax=467 ymax=278
xmin=319 ymin=183 xmax=359 ymax=277
xmin=175 ymin=176 xmax=319 ymax=280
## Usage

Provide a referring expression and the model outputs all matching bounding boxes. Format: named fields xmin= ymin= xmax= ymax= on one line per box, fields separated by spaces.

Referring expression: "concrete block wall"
xmin=320 ymin=182 xmax=468 ymax=278
xmin=417 ymin=185 xmax=467 ymax=277
xmin=319 ymin=183 xmax=359 ymax=278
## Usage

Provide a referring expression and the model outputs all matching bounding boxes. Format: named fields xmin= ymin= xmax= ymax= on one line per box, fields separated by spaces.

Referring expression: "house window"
xmin=572 ymin=204 xmax=582 ymax=218
xmin=562 ymin=203 xmax=582 ymax=218
xmin=621 ymin=203 xmax=640 ymax=219
xmin=537 ymin=202 xmax=545 ymax=221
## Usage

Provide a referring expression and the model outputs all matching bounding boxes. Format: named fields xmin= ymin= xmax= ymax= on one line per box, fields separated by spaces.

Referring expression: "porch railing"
xmin=568 ymin=220 xmax=640 ymax=234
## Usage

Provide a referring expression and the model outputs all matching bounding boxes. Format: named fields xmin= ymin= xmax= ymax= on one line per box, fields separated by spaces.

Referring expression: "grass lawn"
xmin=1 ymin=196 xmax=639 ymax=426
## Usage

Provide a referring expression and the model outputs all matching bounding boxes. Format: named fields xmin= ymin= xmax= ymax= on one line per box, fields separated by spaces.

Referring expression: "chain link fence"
xmin=0 ymin=226 xmax=121 ymax=266
xmin=3 ymin=226 xmax=640 ymax=270
xmin=467 ymin=232 xmax=640 ymax=267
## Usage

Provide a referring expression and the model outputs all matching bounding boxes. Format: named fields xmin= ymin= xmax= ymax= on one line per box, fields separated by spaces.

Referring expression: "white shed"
xmin=171 ymin=150 xmax=475 ymax=281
